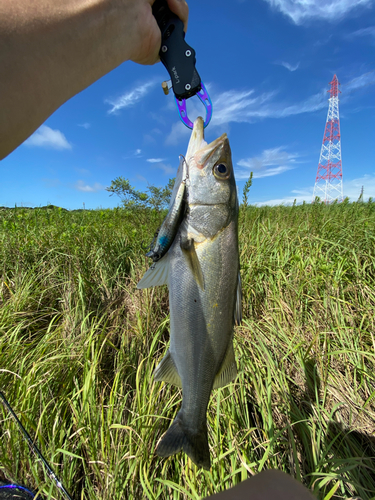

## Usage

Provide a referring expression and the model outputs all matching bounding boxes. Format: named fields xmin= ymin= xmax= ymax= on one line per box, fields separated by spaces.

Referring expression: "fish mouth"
xmin=185 ymin=117 xmax=227 ymax=170
xmin=185 ymin=117 xmax=205 ymax=161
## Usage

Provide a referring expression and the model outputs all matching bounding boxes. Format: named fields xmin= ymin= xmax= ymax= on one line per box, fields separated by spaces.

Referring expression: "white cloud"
xmin=254 ymin=193 xmax=311 ymax=206
xmin=75 ymin=168 xmax=90 ymax=175
xmin=164 ymin=70 xmax=374 ymax=144
xmin=164 ymin=87 xmax=326 ymax=142
xmin=279 ymin=61 xmax=300 ymax=71
xmin=106 ymin=81 xmax=156 ymax=114
xmin=144 ymin=128 xmax=163 ymax=145
xmin=156 ymin=163 xmax=176 ymax=175
xmin=164 ymin=86 xmax=327 ymax=148
xmin=209 ymin=70 xmax=375 ymax=127
xmin=347 ymin=26 xmax=375 ymax=38
xmin=136 ymin=174 xmax=147 ymax=182
xmin=253 ymin=165 xmax=295 ymax=178
xmin=165 ymin=121 xmax=191 ymax=146
xmin=343 ymin=174 xmax=375 ymax=201
xmin=147 ymin=158 xmax=165 ymax=163
xmin=252 ymin=174 xmax=375 ymax=206
xmin=123 ymin=149 xmax=143 ymax=160
xmin=212 ymin=89 xmax=276 ymax=125
xmin=210 ymin=86 xmax=328 ymax=127
xmin=24 ymin=125 xmax=72 ymax=150
xmin=344 ymin=71 xmax=375 ymax=94
xmin=237 ymin=147 xmax=299 ymax=180
xmin=78 ymin=122 xmax=91 ymax=129
xmin=262 ymin=0 xmax=373 ymax=24
xmin=275 ymin=89 xmax=327 ymax=116
xmin=74 ymin=180 xmax=104 ymax=193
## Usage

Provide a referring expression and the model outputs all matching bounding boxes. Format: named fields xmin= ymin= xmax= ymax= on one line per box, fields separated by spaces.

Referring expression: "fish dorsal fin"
xmin=234 ymin=272 xmax=242 ymax=326
xmin=136 ymin=254 xmax=169 ymax=289
xmin=180 ymin=238 xmax=205 ymax=290
xmin=213 ymin=341 xmax=237 ymax=390
xmin=154 ymin=350 xmax=182 ymax=388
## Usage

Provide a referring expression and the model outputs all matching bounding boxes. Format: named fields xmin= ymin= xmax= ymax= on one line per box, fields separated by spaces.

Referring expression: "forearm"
xmin=208 ymin=470 xmax=316 ymax=500
xmin=0 ymin=0 xmax=188 ymax=160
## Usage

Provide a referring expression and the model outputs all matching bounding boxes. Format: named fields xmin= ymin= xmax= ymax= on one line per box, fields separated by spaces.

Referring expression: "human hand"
xmin=0 ymin=0 xmax=189 ymax=159
xmin=128 ymin=0 xmax=189 ymax=65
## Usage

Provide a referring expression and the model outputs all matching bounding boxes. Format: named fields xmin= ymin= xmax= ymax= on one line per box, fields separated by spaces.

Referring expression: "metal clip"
xmin=175 ymin=82 xmax=212 ymax=129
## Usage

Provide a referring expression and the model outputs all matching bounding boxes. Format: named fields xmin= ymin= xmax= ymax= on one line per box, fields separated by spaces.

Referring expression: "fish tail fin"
xmin=156 ymin=413 xmax=210 ymax=470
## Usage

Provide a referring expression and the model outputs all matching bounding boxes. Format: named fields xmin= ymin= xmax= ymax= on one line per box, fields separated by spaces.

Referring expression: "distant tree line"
xmin=106 ymin=177 xmax=175 ymax=212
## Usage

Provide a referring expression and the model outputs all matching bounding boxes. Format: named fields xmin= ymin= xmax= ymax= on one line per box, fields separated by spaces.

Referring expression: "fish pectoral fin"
xmin=137 ymin=253 xmax=169 ymax=289
xmin=213 ymin=342 xmax=238 ymax=390
xmin=154 ymin=350 xmax=182 ymax=388
xmin=234 ymin=272 xmax=243 ymax=326
xmin=180 ymin=238 xmax=205 ymax=290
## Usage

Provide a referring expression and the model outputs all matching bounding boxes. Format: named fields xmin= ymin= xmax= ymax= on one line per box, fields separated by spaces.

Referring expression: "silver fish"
xmin=137 ymin=117 xmax=241 ymax=469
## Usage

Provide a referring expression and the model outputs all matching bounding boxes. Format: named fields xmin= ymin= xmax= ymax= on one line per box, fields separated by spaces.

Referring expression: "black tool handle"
xmin=152 ymin=0 xmax=201 ymax=100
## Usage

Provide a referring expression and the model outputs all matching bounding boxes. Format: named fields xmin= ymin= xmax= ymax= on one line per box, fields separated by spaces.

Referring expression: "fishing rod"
xmin=0 ymin=390 xmax=73 ymax=500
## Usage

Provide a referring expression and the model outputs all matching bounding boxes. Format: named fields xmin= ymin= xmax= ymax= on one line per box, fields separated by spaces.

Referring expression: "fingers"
xmin=138 ymin=0 xmax=188 ymax=65
xmin=166 ymin=0 xmax=189 ymax=32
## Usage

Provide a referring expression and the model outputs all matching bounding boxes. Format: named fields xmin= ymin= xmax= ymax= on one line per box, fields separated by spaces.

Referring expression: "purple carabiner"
xmin=175 ymin=82 xmax=213 ymax=129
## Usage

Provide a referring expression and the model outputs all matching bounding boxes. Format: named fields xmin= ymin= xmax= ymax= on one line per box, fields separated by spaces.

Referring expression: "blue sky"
xmin=2 ymin=0 xmax=375 ymax=209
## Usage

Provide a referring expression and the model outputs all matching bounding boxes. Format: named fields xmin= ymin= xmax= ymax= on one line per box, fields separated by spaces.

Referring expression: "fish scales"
xmin=137 ymin=116 xmax=241 ymax=469
xmin=169 ymin=219 xmax=238 ymax=417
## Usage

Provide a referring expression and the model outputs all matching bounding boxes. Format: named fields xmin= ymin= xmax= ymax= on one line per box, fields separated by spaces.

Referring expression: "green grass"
xmin=0 ymin=202 xmax=374 ymax=499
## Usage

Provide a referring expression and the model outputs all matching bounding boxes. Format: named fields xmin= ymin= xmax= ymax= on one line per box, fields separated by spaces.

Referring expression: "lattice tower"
xmin=313 ymin=75 xmax=343 ymax=203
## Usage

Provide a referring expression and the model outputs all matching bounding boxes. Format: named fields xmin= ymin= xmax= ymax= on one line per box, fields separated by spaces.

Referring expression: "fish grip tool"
xmin=152 ymin=0 xmax=212 ymax=128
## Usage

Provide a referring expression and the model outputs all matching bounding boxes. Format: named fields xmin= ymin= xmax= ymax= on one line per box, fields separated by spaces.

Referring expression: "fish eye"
xmin=213 ymin=162 xmax=230 ymax=180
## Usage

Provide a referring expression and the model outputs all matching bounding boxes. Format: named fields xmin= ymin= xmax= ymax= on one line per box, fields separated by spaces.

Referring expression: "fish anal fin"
xmin=181 ymin=238 xmax=205 ymax=290
xmin=154 ymin=350 xmax=182 ymax=388
xmin=234 ymin=272 xmax=242 ymax=326
xmin=137 ymin=254 xmax=169 ymax=289
xmin=213 ymin=342 xmax=237 ymax=390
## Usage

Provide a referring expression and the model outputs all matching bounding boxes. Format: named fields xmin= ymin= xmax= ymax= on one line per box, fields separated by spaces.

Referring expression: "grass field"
xmin=0 ymin=202 xmax=375 ymax=500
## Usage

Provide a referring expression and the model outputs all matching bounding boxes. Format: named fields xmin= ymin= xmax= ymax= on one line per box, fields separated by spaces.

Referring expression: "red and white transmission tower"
xmin=313 ymin=75 xmax=343 ymax=203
